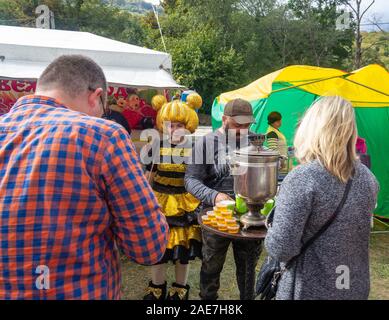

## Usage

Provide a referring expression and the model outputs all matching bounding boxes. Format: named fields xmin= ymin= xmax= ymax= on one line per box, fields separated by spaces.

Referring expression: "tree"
xmin=358 ymin=31 xmax=389 ymax=69
xmin=237 ymin=0 xmax=277 ymax=19
xmin=144 ymin=1 xmax=248 ymax=111
xmin=339 ymin=0 xmax=375 ymax=69
xmin=287 ymin=0 xmax=354 ymax=67
xmin=0 ymin=0 xmax=146 ymax=45
xmin=1 ymin=0 xmax=364 ymax=115
xmin=0 ymin=0 xmax=37 ymax=27
xmin=143 ymin=0 xmax=357 ymax=112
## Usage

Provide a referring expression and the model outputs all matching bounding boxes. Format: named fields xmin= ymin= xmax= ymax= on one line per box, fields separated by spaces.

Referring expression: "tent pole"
xmin=371 ymin=217 xmax=389 ymax=234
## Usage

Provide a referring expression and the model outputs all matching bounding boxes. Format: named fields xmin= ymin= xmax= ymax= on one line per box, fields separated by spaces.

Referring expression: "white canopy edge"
xmin=0 ymin=26 xmax=184 ymax=89
xmin=0 ymin=59 xmax=185 ymax=89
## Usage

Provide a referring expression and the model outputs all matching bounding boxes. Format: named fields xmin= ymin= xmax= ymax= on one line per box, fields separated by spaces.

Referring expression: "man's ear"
xmin=88 ymin=88 xmax=104 ymax=109
xmin=222 ymin=115 xmax=228 ymax=127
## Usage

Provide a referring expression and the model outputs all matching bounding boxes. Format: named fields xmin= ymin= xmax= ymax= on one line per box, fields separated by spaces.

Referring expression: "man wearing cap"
xmin=185 ymin=99 xmax=263 ymax=300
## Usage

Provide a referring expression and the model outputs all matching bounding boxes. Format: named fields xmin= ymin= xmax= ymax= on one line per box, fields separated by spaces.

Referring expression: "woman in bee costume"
xmin=143 ymin=92 xmax=202 ymax=301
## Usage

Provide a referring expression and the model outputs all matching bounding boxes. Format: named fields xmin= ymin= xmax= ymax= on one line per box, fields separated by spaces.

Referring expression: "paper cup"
xmin=225 ymin=218 xmax=237 ymax=226
xmin=227 ymin=225 xmax=240 ymax=234
xmin=217 ymin=200 xmax=236 ymax=211
xmin=217 ymin=223 xmax=228 ymax=232
xmin=202 ymin=216 xmax=211 ymax=225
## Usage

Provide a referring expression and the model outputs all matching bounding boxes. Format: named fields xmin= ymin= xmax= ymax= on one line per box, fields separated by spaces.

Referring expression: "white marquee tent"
xmin=0 ymin=25 xmax=184 ymax=89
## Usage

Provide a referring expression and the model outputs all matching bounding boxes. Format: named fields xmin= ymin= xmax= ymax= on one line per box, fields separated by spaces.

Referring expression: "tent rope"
xmin=152 ymin=4 xmax=167 ymax=53
xmin=342 ymin=77 xmax=389 ymax=97
xmin=270 ymin=74 xmax=351 ymax=94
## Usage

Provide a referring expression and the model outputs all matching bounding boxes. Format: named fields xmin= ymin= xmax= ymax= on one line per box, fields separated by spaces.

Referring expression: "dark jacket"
xmin=104 ymin=110 xmax=131 ymax=135
xmin=185 ymin=130 xmax=250 ymax=206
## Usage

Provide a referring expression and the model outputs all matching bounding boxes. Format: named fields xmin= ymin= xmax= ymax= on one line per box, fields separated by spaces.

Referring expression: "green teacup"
xmin=217 ymin=200 xmax=236 ymax=212
xmin=261 ymin=199 xmax=275 ymax=216
xmin=235 ymin=196 xmax=248 ymax=215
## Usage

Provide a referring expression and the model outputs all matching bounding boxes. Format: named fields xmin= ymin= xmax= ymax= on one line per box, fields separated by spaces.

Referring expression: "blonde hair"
xmin=294 ymin=96 xmax=358 ymax=183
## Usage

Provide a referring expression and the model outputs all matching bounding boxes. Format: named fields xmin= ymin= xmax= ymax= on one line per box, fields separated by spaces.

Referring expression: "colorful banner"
xmin=0 ymin=79 xmax=170 ymax=130
xmin=0 ymin=79 xmax=37 ymax=115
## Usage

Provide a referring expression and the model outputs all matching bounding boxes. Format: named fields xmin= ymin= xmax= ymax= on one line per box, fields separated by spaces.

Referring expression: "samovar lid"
xmin=233 ymin=134 xmax=280 ymax=157
xmin=234 ymin=145 xmax=279 ymax=156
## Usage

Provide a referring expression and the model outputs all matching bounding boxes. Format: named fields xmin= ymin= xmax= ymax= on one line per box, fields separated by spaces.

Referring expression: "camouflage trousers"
xmin=200 ymin=229 xmax=263 ymax=300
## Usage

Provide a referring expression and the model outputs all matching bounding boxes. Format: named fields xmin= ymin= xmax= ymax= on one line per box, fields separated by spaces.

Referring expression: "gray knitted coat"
xmin=265 ymin=160 xmax=379 ymax=300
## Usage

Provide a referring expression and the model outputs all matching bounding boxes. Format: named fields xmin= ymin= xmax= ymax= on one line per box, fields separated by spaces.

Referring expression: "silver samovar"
xmin=230 ymin=134 xmax=280 ymax=230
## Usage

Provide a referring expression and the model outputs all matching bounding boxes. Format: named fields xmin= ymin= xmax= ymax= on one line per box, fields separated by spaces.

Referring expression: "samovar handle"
xmin=226 ymin=154 xmax=241 ymax=175
xmin=279 ymin=155 xmax=288 ymax=171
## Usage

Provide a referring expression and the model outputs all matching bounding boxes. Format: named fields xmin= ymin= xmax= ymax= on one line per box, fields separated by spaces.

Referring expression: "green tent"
xmin=212 ymin=64 xmax=389 ymax=218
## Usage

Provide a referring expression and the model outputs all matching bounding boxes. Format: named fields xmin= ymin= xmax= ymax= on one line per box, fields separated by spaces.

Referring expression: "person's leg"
xmin=167 ymin=262 xmax=191 ymax=300
xmin=232 ymin=239 xmax=263 ymax=300
xmin=175 ymin=262 xmax=189 ymax=286
xmin=143 ymin=264 xmax=168 ymax=300
xmin=200 ymin=229 xmax=231 ymax=300
xmin=151 ymin=264 xmax=167 ymax=285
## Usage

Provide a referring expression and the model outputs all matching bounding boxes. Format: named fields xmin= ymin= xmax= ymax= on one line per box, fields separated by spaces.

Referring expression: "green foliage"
xmin=0 ymin=0 xmax=146 ymax=45
xmin=168 ymin=29 xmax=247 ymax=113
xmin=286 ymin=0 xmax=354 ymax=67
xmin=143 ymin=2 xmax=248 ymax=112
xmin=360 ymin=32 xmax=389 ymax=70
xmin=2 ymin=0 xmax=383 ymax=114
xmin=0 ymin=0 xmax=36 ymax=26
xmin=77 ymin=0 xmax=146 ymax=45
xmin=142 ymin=0 xmax=355 ymax=112
xmin=341 ymin=31 xmax=389 ymax=70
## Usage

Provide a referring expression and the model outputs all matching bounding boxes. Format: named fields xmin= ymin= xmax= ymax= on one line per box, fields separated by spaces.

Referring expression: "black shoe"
xmin=166 ymin=283 xmax=190 ymax=300
xmin=143 ymin=281 xmax=167 ymax=300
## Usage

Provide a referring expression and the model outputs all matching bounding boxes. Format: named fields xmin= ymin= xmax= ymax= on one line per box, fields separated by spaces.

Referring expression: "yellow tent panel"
xmin=219 ymin=64 xmax=389 ymax=107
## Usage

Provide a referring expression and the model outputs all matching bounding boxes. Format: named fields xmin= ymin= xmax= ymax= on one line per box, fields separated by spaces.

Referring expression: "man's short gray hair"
xmin=37 ymin=55 xmax=107 ymax=97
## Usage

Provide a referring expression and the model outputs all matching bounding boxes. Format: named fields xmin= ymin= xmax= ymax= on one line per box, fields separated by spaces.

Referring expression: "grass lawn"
xmin=120 ymin=232 xmax=389 ymax=300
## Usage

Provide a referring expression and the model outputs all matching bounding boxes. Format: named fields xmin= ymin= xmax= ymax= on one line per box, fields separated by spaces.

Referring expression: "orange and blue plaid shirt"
xmin=0 ymin=95 xmax=168 ymax=300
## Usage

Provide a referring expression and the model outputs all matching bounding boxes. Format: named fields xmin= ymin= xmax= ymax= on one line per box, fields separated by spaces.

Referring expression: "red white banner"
xmin=0 ymin=79 xmax=173 ymax=130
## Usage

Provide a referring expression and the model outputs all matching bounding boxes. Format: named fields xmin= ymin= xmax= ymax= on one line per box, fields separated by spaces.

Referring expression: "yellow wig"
xmin=151 ymin=93 xmax=202 ymax=134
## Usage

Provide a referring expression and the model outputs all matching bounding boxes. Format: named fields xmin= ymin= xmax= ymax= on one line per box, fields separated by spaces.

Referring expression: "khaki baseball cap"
xmin=224 ymin=99 xmax=256 ymax=124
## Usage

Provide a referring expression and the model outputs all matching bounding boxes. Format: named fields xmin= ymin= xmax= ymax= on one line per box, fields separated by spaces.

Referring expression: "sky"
xmin=358 ymin=0 xmax=389 ymax=30
xmin=367 ymin=0 xmax=389 ymax=20
xmin=143 ymin=0 xmax=160 ymax=5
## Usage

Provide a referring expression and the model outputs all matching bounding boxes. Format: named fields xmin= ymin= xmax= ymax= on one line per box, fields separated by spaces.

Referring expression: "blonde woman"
xmin=265 ymin=96 xmax=379 ymax=300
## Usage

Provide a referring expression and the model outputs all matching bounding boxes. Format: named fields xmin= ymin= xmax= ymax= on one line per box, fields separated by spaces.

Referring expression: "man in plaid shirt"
xmin=0 ymin=55 xmax=169 ymax=299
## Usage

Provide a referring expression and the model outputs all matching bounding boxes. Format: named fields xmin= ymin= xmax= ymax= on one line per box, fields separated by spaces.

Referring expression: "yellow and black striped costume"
xmin=146 ymin=140 xmax=202 ymax=264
